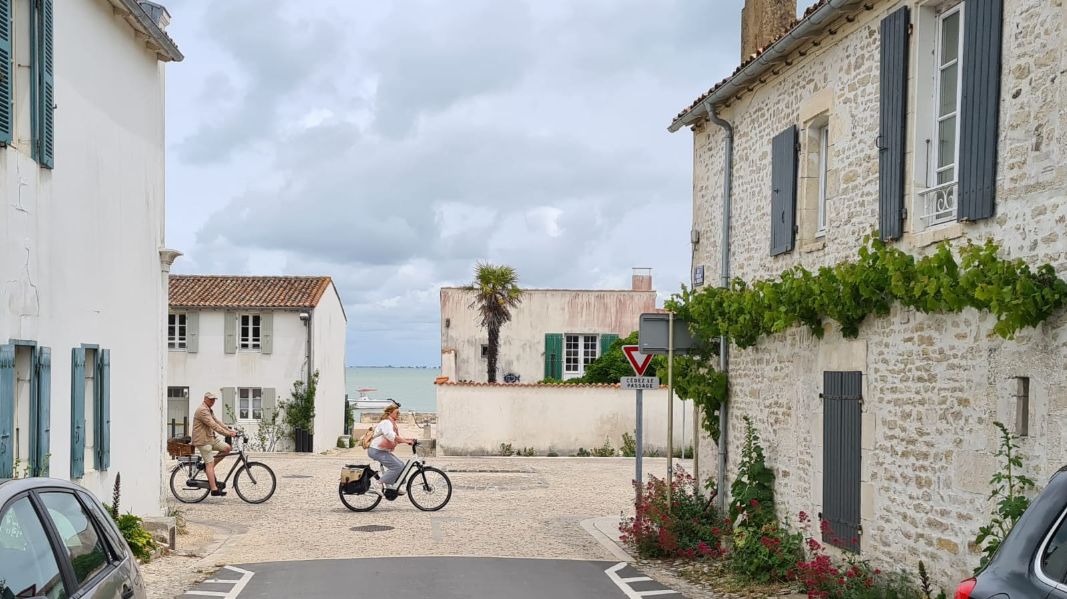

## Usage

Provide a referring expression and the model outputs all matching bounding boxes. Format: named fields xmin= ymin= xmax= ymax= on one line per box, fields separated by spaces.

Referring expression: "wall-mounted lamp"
xmin=299 ymin=312 xmax=310 ymax=322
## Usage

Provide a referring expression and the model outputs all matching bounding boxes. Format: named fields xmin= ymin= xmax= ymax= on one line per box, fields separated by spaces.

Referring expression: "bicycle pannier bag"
xmin=340 ymin=464 xmax=373 ymax=494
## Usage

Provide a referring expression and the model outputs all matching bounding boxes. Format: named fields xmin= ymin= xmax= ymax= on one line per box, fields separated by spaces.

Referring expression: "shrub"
xmin=576 ymin=447 xmax=591 ymax=457
xmin=672 ymin=445 xmax=694 ymax=459
xmin=729 ymin=520 xmax=803 ymax=583
xmin=592 ymin=438 xmax=615 ymax=457
xmin=116 ymin=514 xmax=158 ymax=562
xmin=974 ymin=421 xmax=1035 ymax=571
xmin=518 ymin=447 xmax=536 ymax=457
xmin=348 ymin=436 xmax=357 ymax=449
xmin=337 ymin=436 xmax=348 ymax=448
xmin=619 ymin=468 xmax=725 ymax=559
xmin=283 ymin=371 xmax=318 ymax=439
xmin=499 ymin=443 xmax=514 ymax=456
xmin=621 ymin=432 xmax=637 ymax=457
xmin=546 ymin=451 xmax=559 ymax=457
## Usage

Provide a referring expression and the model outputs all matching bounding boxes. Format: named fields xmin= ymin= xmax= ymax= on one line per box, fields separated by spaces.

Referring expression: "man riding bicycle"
xmin=193 ymin=391 xmax=239 ymax=497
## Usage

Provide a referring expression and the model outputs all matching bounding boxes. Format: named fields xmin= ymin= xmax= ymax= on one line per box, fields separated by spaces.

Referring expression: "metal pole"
xmin=681 ymin=402 xmax=686 ymax=460
xmin=635 ymin=388 xmax=643 ymax=505
xmin=667 ymin=311 xmax=674 ymax=512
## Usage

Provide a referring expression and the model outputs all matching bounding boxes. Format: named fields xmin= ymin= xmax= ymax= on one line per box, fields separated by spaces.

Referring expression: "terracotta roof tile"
xmin=170 ymin=275 xmax=332 ymax=309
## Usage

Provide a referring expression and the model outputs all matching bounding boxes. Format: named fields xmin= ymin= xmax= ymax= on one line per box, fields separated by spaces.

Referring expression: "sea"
xmin=345 ymin=366 xmax=440 ymax=413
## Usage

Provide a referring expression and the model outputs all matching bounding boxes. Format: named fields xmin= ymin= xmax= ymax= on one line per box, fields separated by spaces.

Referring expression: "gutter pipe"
xmin=668 ymin=0 xmax=862 ymax=133
xmin=703 ymin=100 xmax=733 ymax=514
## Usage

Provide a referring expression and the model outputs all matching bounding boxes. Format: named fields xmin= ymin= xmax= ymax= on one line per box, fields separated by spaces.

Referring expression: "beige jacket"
xmin=192 ymin=403 xmax=231 ymax=446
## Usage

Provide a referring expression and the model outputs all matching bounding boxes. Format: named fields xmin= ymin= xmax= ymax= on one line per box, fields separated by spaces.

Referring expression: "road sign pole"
xmin=635 ymin=388 xmax=643 ymax=505
xmin=667 ymin=312 xmax=674 ymax=514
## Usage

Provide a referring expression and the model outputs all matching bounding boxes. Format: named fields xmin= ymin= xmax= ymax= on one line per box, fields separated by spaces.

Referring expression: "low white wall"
xmin=437 ymin=383 xmax=694 ymax=456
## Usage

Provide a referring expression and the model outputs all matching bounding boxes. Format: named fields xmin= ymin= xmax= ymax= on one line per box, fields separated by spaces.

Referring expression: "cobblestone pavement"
xmin=141 ymin=448 xmax=697 ymax=599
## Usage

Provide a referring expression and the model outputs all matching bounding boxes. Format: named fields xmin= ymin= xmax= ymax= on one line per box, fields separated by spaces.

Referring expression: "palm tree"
xmin=467 ymin=263 xmax=523 ymax=383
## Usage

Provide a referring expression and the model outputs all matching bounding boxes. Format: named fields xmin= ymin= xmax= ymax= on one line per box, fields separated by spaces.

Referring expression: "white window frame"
xmin=237 ymin=387 xmax=263 ymax=421
xmin=816 ymin=124 xmax=829 ymax=237
xmin=239 ymin=314 xmax=261 ymax=351
xmin=168 ymin=313 xmax=187 ymax=350
xmin=932 ymin=3 xmax=963 ymax=188
xmin=563 ymin=334 xmax=599 ymax=378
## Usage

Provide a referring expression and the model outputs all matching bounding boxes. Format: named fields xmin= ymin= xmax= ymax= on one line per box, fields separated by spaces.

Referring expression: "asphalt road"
xmin=177 ymin=557 xmax=686 ymax=599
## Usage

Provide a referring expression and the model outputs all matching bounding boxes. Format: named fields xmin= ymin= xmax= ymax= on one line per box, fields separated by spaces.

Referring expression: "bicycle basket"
xmin=340 ymin=464 xmax=374 ymax=495
xmin=167 ymin=437 xmax=194 ymax=458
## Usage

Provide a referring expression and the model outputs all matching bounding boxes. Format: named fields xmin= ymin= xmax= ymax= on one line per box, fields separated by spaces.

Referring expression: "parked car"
xmin=0 ymin=477 xmax=147 ymax=599
xmin=956 ymin=465 xmax=1067 ymax=598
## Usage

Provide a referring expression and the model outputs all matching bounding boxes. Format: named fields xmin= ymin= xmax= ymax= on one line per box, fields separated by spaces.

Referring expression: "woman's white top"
xmin=370 ymin=419 xmax=398 ymax=450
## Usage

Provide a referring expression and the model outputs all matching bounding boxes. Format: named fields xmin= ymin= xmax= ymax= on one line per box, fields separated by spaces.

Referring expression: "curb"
xmin=579 ymin=516 xmax=633 ymax=562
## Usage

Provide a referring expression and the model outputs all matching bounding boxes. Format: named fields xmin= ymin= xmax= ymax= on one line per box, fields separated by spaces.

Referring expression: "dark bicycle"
xmin=168 ymin=428 xmax=277 ymax=504
xmin=339 ymin=440 xmax=452 ymax=512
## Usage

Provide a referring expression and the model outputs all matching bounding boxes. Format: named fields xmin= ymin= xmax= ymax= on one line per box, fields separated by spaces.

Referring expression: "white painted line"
xmin=186 ymin=565 xmax=254 ymax=599
xmin=604 ymin=562 xmax=679 ymax=598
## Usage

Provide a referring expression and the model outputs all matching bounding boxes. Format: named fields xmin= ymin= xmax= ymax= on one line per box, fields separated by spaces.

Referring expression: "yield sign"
xmin=622 ymin=345 xmax=653 ymax=377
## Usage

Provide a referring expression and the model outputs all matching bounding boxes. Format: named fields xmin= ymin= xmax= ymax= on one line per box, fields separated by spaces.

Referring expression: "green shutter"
xmin=32 ymin=346 xmax=50 ymax=476
xmin=70 ymin=347 xmax=86 ymax=478
xmin=0 ymin=0 xmax=12 ymax=144
xmin=544 ymin=334 xmax=563 ymax=380
xmin=221 ymin=387 xmax=236 ymax=423
xmin=599 ymin=334 xmax=619 ymax=359
xmin=96 ymin=349 xmax=110 ymax=470
xmin=260 ymin=312 xmax=273 ymax=354
xmin=224 ymin=312 xmax=237 ymax=354
xmin=36 ymin=0 xmax=54 ymax=168
xmin=0 ymin=344 xmax=14 ymax=478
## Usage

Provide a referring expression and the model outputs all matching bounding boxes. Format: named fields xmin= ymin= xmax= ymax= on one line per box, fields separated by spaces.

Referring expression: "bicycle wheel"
xmin=407 ymin=466 xmax=452 ymax=512
xmin=233 ymin=462 xmax=277 ymax=504
xmin=339 ymin=483 xmax=382 ymax=512
xmin=169 ymin=463 xmax=209 ymax=504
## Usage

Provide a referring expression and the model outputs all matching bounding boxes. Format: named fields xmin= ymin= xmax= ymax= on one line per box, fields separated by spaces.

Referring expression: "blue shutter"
xmin=0 ymin=0 xmax=12 ymax=144
xmin=70 ymin=347 xmax=86 ymax=478
xmin=32 ymin=347 xmax=50 ymax=476
xmin=96 ymin=349 xmax=110 ymax=470
xmin=770 ymin=126 xmax=798 ymax=256
xmin=0 ymin=344 xmax=14 ymax=478
xmin=878 ymin=6 xmax=910 ymax=241
xmin=38 ymin=0 xmax=54 ymax=168
xmin=957 ymin=0 xmax=1003 ymax=221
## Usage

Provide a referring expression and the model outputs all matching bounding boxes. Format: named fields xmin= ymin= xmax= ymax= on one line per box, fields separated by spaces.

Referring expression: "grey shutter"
xmin=224 ymin=311 xmax=237 ymax=354
xmin=822 ymin=371 xmax=862 ymax=553
xmin=70 ymin=347 xmax=86 ymax=478
xmin=878 ymin=6 xmax=910 ymax=241
xmin=32 ymin=347 xmax=50 ymax=476
xmin=0 ymin=0 xmax=12 ymax=144
xmin=958 ymin=0 xmax=1004 ymax=222
xmin=260 ymin=312 xmax=273 ymax=355
xmin=770 ymin=126 xmax=798 ymax=256
xmin=262 ymin=388 xmax=276 ymax=419
xmin=38 ymin=0 xmax=54 ymax=168
xmin=186 ymin=312 xmax=199 ymax=353
xmin=96 ymin=349 xmax=110 ymax=470
xmin=221 ymin=387 xmax=236 ymax=424
xmin=0 ymin=345 xmax=14 ymax=478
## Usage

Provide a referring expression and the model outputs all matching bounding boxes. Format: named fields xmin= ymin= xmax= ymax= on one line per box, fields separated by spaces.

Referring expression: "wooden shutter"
xmin=224 ymin=312 xmax=237 ymax=354
xmin=599 ymin=334 xmax=619 ymax=359
xmin=878 ymin=6 xmax=910 ymax=241
xmin=186 ymin=312 xmax=199 ymax=353
xmin=37 ymin=0 xmax=54 ymax=168
xmin=822 ymin=371 xmax=862 ymax=553
xmin=0 ymin=344 xmax=14 ymax=478
xmin=32 ymin=346 xmax=50 ymax=476
xmin=262 ymin=388 xmax=276 ymax=419
xmin=770 ymin=126 xmax=799 ymax=256
xmin=544 ymin=334 xmax=563 ymax=380
xmin=70 ymin=347 xmax=86 ymax=478
xmin=958 ymin=0 xmax=1004 ymax=221
xmin=221 ymin=387 xmax=236 ymax=423
xmin=260 ymin=312 xmax=273 ymax=354
xmin=96 ymin=349 xmax=110 ymax=470
xmin=0 ymin=0 xmax=12 ymax=144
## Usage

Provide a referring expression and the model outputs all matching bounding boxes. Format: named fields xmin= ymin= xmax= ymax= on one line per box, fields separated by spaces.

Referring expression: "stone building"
xmin=440 ymin=269 xmax=656 ymax=384
xmin=671 ymin=0 xmax=1066 ymax=587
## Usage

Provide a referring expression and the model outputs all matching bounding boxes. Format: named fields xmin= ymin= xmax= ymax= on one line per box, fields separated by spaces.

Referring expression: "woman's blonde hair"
xmin=380 ymin=404 xmax=399 ymax=420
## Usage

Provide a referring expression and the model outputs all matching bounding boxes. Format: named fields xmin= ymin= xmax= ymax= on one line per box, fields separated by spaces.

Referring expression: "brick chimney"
xmin=631 ymin=268 xmax=653 ymax=292
xmin=740 ymin=0 xmax=796 ymax=60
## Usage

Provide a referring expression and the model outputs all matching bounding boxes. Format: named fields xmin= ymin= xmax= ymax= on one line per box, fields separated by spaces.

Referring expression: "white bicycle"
xmin=338 ymin=441 xmax=452 ymax=512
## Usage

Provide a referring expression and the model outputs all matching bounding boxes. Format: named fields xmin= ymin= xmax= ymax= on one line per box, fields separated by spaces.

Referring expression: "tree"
xmin=467 ymin=263 xmax=523 ymax=383
xmin=576 ymin=332 xmax=658 ymax=383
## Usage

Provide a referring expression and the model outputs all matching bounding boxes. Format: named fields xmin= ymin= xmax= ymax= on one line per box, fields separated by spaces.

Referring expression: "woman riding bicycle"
xmin=367 ymin=404 xmax=415 ymax=491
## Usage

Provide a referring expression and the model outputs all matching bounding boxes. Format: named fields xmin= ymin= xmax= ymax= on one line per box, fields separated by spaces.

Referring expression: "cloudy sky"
xmin=164 ymin=0 xmax=818 ymax=367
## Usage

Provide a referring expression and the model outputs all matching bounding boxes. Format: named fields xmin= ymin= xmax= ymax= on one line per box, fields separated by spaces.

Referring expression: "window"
xmin=238 ymin=387 xmax=263 ymax=421
xmin=1014 ymin=377 xmax=1030 ymax=437
xmin=40 ymin=492 xmax=110 ymax=587
xmin=167 ymin=386 xmax=190 ymax=437
xmin=481 ymin=344 xmax=489 ymax=358
xmin=239 ymin=314 xmax=261 ymax=350
xmin=168 ymin=313 xmax=187 ymax=350
xmin=0 ymin=497 xmax=68 ymax=599
xmin=564 ymin=334 xmax=599 ymax=378
xmin=1040 ymin=508 xmax=1067 ymax=586
xmin=816 ymin=124 xmax=829 ymax=236
xmin=70 ymin=347 xmax=110 ymax=477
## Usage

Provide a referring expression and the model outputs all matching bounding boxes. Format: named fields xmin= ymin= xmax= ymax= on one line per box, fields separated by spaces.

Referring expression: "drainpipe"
xmin=704 ymin=100 xmax=733 ymax=514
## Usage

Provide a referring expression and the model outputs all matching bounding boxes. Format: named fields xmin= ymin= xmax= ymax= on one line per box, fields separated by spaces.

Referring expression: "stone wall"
xmin=687 ymin=0 xmax=1067 ymax=588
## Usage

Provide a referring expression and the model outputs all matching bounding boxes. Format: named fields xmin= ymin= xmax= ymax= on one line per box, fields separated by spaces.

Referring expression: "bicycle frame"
xmin=177 ymin=435 xmax=251 ymax=487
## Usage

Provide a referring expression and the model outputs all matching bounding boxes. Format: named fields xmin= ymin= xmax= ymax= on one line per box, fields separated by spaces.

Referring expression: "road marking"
xmin=186 ymin=566 xmax=254 ymax=599
xmin=604 ymin=562 xmax=679 ymax=598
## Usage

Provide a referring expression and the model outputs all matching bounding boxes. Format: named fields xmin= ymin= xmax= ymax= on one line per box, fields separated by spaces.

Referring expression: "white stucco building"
xmin=0 ymin=1 xmax=181 ymax=515
xmin=440 ymin=270 xmax=657 ymax=384
xmin=167 ymin=276 xmax=347 ymax=453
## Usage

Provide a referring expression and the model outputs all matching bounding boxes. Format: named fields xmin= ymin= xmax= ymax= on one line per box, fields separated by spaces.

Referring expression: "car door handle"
xmin=122 ymin=585 xmax=135 ymax=599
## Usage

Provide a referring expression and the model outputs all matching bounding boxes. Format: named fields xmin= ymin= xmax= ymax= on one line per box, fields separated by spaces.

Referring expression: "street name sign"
xmin=622 ymin=345 xmax=653 ymax=376
xmin=620 ymin=376 xmax=659 ymax=390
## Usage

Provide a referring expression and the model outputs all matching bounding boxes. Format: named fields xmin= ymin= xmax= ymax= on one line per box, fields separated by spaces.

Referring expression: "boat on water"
xmin=349 ymin=388 xmax=396 ymax=411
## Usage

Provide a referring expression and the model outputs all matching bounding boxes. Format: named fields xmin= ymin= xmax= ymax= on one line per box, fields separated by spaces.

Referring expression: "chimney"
xmin=139 ymin=1 xmax=172 ymax=31
xmin=740 ymin=0 xmax=796 ymax=61
xmin=631 ymin=268 xmax=653 ymax=292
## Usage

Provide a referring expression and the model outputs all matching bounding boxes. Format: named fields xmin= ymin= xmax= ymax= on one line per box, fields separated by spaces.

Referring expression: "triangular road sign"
xmin=622 ymin=345 xmax=653 ymax=377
